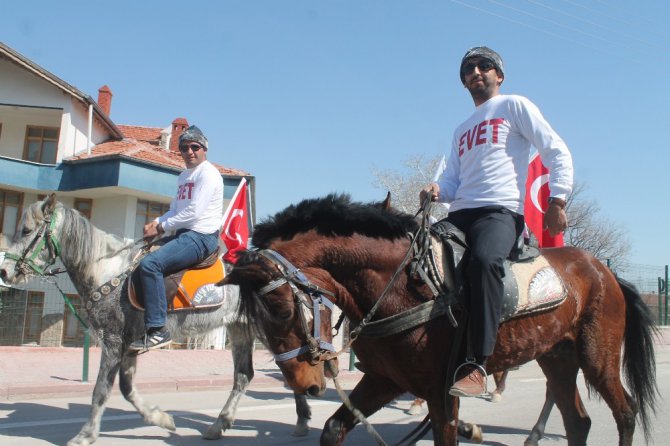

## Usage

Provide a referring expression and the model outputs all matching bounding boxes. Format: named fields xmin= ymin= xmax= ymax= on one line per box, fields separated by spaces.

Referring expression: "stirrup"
xmin=453 ymin=359 xmax=488 ymax=390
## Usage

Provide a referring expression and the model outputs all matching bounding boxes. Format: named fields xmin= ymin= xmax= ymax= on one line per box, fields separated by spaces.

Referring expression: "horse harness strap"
xmin=357 ymin=200 xmax=459 ymax=338
xmin=5 ymin=208 xmax=62 ymax=276
xmin=258 ymin=249 xmax=336 ymax=363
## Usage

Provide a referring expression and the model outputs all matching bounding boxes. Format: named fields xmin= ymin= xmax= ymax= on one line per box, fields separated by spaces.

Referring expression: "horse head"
xmin=219 ymin=248 xmax=337 ymax=397
xmin=0 ymin=194 xmax=63 ymax=285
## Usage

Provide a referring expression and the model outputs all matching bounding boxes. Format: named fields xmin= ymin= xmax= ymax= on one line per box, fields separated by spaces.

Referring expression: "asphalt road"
xmin=1 ymin=347 xmax=668 ymax=445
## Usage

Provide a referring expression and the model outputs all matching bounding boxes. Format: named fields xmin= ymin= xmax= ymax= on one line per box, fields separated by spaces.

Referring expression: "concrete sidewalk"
xmin=0 ymin=346 xmax=363 ymax=400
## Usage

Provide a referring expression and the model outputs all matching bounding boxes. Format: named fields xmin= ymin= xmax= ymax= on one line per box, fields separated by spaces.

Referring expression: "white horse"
xmin=0 ymin=194 xmax=317 ymax=445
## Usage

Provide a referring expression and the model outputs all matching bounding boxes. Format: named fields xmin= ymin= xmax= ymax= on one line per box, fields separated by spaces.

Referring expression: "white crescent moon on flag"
xmin=529 ymin=174 xmax=550 ymax=213
xmin=223 ymin=209 xmax=244 ymax=244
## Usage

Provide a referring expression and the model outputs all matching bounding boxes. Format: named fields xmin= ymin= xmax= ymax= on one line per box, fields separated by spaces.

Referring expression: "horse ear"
xmin=381 ymin=191 xmax=391 ymax=211
xmin=42 ymin=193 xmax=57 ymax=216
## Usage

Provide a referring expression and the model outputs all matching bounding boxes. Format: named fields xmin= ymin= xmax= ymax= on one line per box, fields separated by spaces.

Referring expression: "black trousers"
xmin=447 ymin=206 xmax=524 ymax=359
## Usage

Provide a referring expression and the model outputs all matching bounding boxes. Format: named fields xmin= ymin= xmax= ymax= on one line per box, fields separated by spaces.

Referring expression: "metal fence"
xmin=614 ymin=262 xmax=668 ymax=325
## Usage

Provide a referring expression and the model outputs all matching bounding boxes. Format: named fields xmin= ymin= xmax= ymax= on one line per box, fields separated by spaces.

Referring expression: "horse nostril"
xmin=306 ymin=384 xmax=325 ymax=397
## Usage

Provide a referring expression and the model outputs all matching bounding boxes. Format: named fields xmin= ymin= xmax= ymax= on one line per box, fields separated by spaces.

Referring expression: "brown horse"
xmin=221 ymin=194 xmax=658 ymax=446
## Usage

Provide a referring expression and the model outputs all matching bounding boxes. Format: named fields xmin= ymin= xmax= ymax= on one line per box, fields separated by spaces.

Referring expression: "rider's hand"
xmin=544 ymin=198 xmax=568 ymax=236
xmin=420 ymin=183 xmax=440 ymax=205
xmin=143 ymin=221 xmax=163 ymax=240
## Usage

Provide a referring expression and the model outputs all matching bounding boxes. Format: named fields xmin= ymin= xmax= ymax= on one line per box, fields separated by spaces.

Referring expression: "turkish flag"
xmin=524 ymin=153 xmax=564 ymax=247
xmin=221 ymin=178 xmax=250 ymax=263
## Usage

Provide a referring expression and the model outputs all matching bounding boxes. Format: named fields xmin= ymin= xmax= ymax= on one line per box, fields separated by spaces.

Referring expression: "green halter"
xmin=5 ymin=208 xmax=61 ymax=276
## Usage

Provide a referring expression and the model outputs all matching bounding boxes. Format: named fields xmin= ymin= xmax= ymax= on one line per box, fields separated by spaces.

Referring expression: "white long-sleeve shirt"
xmin=437 ymin=94 xmax=573 ymax=215
xmin=157 ymin=160 xmax=224 ymax=234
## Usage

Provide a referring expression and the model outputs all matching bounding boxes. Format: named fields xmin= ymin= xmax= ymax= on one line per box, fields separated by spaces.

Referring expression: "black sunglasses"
xmin=461 ymin=60 xmax=496 ymax=76
xmin=179 ymin=143 xmax=203 ymax=153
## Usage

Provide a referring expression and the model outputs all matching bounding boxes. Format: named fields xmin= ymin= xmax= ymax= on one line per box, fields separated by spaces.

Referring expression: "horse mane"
xmin=50 ymin=202 xmax=131 ymax=276
xmin=252 ymin=193 xmax=418 ymax=248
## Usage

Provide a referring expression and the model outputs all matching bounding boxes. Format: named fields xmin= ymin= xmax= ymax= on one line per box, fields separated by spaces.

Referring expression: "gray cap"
xmin=459 ymin=46 xmax=504 ymax=84
xmin=179 ymin=125 xmax=208 ymax=150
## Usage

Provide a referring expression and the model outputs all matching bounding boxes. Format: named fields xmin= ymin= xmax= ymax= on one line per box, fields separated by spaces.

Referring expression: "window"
xmin=135 ymin=200 xmax=169 ymax=239
xmin=74 ymin=198 xmax=92 ymax=220
xmin=62 ymin=294 xmax=86 ymax=346
xmin=0 ymin=189 xmax=23 ymax=248
xmin=23 ymin=126 xmax=59 ymax=164
xmin=23 ymin=291 xmax=44 ymax=344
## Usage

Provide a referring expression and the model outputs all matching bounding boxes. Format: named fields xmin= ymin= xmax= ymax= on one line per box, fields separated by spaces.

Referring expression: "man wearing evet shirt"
xmin=421 ymin=47 xmax=573 ymax=397
xmin=130 ymin=125 xmax=223 ymax=351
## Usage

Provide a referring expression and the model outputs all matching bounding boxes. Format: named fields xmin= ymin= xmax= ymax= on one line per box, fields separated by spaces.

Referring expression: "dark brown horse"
xmin=222 ymin=194 xmax=658 ymax=446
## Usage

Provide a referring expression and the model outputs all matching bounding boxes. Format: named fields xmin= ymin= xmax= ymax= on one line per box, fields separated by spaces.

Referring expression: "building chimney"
xmin=97 ymin=85 xmax=113 ymax=116
xmin=169 ymin=118 xmax=189 ymax=152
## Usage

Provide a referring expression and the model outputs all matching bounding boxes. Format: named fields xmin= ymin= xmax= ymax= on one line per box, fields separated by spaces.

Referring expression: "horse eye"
xmin=22 ymin=227 xmax=32 ymax=235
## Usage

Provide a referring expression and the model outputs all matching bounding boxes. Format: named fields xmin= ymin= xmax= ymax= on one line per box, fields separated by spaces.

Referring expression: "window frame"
xmin=23 ymin=291 xmax=44 ymax=344
xmin=0 ymin=189 xmax=24 ymax=247
xmin=135 ymin=199 xmax=170 ymax=239
xmin=74 ymin=198 xmax=93 ymax=220
xmin=23 ymin=125 xmax=60 ymax=164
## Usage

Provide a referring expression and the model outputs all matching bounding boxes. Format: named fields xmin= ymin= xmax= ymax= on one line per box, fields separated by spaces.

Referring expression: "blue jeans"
xmin=138 ymin=229 xmax=219 ymax=329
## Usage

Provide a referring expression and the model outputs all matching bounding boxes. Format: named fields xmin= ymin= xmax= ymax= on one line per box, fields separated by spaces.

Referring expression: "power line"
xmin=450 ymin=0 xmax=640 ymax=62
xmin=527 ymin=0 xmax=668 ymax=52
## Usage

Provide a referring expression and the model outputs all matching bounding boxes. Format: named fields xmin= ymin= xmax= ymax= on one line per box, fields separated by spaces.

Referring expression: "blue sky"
xmin=4 ymin=1 xmax=669 ymax=268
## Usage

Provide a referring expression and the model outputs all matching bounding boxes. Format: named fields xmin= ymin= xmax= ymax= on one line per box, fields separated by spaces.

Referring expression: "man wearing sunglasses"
xmin=130 ymin=125 xmax=224 ymax=351
xmin=420 ymin=46 xmax=573 ymax=397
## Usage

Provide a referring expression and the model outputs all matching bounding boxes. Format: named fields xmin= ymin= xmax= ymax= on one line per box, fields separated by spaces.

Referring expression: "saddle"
xmin=128 ymin=246 xmax=226 ymax=312
xmin=429 ymin=220 xmax=567 ymax=322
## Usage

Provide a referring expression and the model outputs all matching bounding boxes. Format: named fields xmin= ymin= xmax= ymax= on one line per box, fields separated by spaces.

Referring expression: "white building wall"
xmin=91 ymin=195 xmax=136 ymax=239
xmin=0 ymin=57 xmax=112 ymax=163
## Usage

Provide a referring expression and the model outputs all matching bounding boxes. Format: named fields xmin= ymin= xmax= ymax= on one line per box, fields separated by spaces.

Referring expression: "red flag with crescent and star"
xmin=221 ymin=178 xmax=250 ymax=263
xmin=524 ymin=152 xmax=564 ymax=248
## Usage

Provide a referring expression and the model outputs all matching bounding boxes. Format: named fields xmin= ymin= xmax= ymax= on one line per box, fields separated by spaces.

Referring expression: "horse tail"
xmin=618 ymin=276 xmax=659 ymax=441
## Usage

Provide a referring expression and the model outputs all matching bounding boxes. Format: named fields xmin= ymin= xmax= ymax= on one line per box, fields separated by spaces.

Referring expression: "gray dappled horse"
xmin=0 ymin=195 xmax=314 ymax=445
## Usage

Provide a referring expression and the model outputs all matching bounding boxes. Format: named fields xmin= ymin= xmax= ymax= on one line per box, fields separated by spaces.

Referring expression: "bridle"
xmin=4 ymin=208 xmax=61 ymax=277
xmin=254 ymin=249 xmax=336 ymax=365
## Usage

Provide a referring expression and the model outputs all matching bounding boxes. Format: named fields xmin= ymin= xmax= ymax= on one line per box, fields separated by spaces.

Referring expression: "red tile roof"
xmin=65 ymin=139 xmax=249 ymax=176
xmin=117 ymin=125 xmax=163 ymax=144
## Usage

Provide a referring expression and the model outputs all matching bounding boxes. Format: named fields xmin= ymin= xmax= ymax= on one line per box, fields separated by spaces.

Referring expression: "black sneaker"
xmin=129 ymin=329 xmax=172 ymax=351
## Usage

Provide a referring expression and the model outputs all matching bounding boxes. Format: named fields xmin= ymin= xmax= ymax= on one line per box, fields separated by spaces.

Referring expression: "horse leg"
xmin=579 ymin=338 xmax=637 ymax=445
xmin=293 ymin=392 xmax=312 ymax=437
xmin=117 ymin=350 xmax=175 ymax=431
xmin=524 ymin=383 xmax=555 ymax=446
xmin=203 ymin=322 xmax=254 ymax=439
xmin=320 ymin=373 xmax=401 ymax=446
xmin=425 ymin=394 xmax=460 ymax=446
xmin=405 ymin=397 xmax=425 ymax=415
xmin=67 ymin=340 xmax=124 ymax=446
xmin=537 ymin=348 xmax=590 ymax=446
xmin=489 ymin=369 xmax=508 ymax=403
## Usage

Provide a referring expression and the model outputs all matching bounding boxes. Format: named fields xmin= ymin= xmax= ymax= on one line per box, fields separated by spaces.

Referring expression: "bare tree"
xmin=371 ymin=154 xmax=448 ymax=220
xmin=371 ymin=155 xmax=631 ymax=267
xmin=564 ymin=182 xmax=631 ymax=269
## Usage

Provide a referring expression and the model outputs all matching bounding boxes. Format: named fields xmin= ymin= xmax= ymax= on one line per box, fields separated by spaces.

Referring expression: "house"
xmin=0 ymin=42 xmax=254 ymax=348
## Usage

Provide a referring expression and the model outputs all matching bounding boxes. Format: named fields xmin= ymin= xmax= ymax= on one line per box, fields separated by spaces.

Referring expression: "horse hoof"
xmin=489 ymin=392 xmax=502 ymax=403
xmin=293 ymin=422 xmax=309 ymax=437
xmin=203 ymin=425 xmax=223 ymax=440
xmin=150 ymin=411 xmax=175 ymax=431
xmin=405 ymin=404 xmax=423 ymax=416
xmin=67 ymin=435 xmax=92 ymax=446
xmin=470 ymin=423 xmax=483 ymax=444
